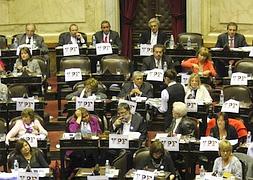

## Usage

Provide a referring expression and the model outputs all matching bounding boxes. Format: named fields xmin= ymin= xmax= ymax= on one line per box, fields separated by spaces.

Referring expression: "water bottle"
xmin=247 ymin=131 xmax=252 ymax=143
xmin=163 ymin=61 xmax=167 ymax=72
xmin=228 ymin=64 xmax=232 ymax=77
xmin=220 ymin=90 xmax=224 ymax=105
xmin=96 ymin=61 xmax=101 ymax=74
xmin=92 ymin=35 xmax=96 ymax=47
xmin=105 ymin=159 xmax=110 ymax=176
xmin=187 ymin=36 xmax=192 ymax=50
xmin=14 ymin=159 xmax=19 ymax=171
xmin=13 ymin=37 xmax=18 ymax=49
xmin=199 ymin=165 xmax=205 ymax=179
xmin=169 ymin=34 xmax=175 ymax=49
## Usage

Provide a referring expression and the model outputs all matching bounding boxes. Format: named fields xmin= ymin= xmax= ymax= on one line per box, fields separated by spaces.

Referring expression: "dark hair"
xmin=227 ymin=22 xmax=238 ymax=30
xmin=117 ymin=103 xmax=130 ymax=112
xmin=150 ymin=140 xmax=165 ymax=158
xmin=15 ymin=138 xmax=32 ymax=155
xmin=69 ymin=23 xmax=78 ymax=31
xmin=101 ymin=20 xmax=111 ymax=28
xmin=19 ymin=47 xmax=32 ymax=60
xmin=153 ymin=44 xmax=165 ymax=52
xmin=25 ymin=23 xmax=36 ymax=31
xmin=74 ymin=107 xmax=89 ymax=119
xmin=164 ymin=69 xmax=177 ymax=81
xmin=215 ymin=112 xmax=229 ymax=129
xmin=21 ymin=108 xmax=35 ymax=121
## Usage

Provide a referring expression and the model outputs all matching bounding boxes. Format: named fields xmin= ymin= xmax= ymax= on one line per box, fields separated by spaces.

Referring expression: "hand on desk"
xmin=130 ymin=88 xmax=142 ymax=96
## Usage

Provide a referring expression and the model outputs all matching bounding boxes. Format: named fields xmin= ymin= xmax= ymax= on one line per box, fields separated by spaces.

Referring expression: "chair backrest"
xmin=181 ymin=116 xmax=199 ymax=138
xmin=0 ymin=118 xmax=6 ymax=134
xmin=177 ymin=32 xmax=203 ymax=49
xmin=0 ymin=35 xmax=7 ymax=49
xmin=8 ymin=84 xmax=30 ymax=98
xmin=100 ymin=55 xmax=130 ymax=75
xmin=234 ymin=152 xmax=253 ymax=180
xmin=234 ymin=58 xmax=253 ymax=74
xmin=223 ymin=85 xmax=253 ymax=106
xmin=32 ymin=56 xmax=49 ymax=78
xmin=133 ymin=147 xmax=150 ymax=169
xmin=112 ymin=149 xmax=128 ymax=179
xmin=9 ymin=114 xmax=44 ymax=130
xmin=60 ymin=56 xmax=91 ymax=73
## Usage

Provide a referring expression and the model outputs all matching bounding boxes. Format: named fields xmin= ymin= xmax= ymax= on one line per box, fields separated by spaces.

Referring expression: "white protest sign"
xmin=133 ymin=170 xmax=155 ymax=180
xmin=76 ymin=97 xmax=95 ymax=111
xmin=221 ymin=99 xmax=240 ymax=113
xmin=118 ymin=99 xmax=137 ymax=114
xmin=159 ymin=136 xmax=179 ymax=151
xmin=230 ymin=72 xmax=248 ymax=85
xmin=199 ymin=136 xmax=219 ymax=151
xmin=96 ymin=43 xmax=112 ymax=55
xmin=181 ymin=73 xmax=190 ymax=85
xmin=20 ymin=133 xmax=38 ymax=147
xmin=109 ymin=134 xmax=129 ymax=149
xmin=249 ymin=49 xmax=253 ymax=57
xmin=146 ymin=69 xmax=164 ymax=82
xmin=87 ymin=176 xmax=109 ymax=180
xmin=64 ymin=68 xmax=82 ymax=82
xmin=18 ymin=172 xmax=39 ymax=180
xmin=16 ymin=98 xmax=35 ymax=111
xmin=63 ymin=44 xmax=79 ymax=56
xmin=185 ymin=99 xmax=198 ymax=112
xmin=16 ymin=44 xmax=33 ymax=55
xmin=139 ymin=44 xmax=153 ymax=56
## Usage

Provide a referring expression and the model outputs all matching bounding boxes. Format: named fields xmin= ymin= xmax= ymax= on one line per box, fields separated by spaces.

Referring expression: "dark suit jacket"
xmin=139 ymin=30 xmax=168 ymax=45
xmin=210 ymin=125 xmax=238 ymax=140
xmin=142 ymin=55 xmax=175 ymax=71
xmin=110 ymin=113 xmax=147 ymax=141
xmin=65 ymin=88 xmax=107 ymax=100
xmin=11 ymin=33 xmax=48 ymax=53
xmin=215 ymin=32 xmax=248 ymax=48
xmin=94 ymin=30 xmax=122 ymax=50
xmin=58 ymin=32 xmax=87 ymax=46
xmin=118 ymin=82 xmax=153 ymax=98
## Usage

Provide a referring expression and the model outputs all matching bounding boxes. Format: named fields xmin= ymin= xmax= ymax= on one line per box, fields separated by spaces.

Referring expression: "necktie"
xmin=27 ymin=37 xmax=31 ymax=44
xmin=229 ymin=38 xmax=234 ymax=48
xmin=104 ymin=35 xmax=108 ymax=43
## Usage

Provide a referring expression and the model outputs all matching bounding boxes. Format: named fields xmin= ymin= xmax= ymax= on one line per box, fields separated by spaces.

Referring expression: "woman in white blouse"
xmin=185 ymin=73 xmax=212 ymax=104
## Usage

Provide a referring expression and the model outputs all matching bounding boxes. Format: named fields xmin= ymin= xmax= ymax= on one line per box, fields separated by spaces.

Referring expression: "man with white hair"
xmin=166 ymin=101 xmax=198 ymax=137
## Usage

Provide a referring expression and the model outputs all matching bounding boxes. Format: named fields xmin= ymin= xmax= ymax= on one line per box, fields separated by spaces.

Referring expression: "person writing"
xmin=181 ymin=47 xmax=217 ymax=77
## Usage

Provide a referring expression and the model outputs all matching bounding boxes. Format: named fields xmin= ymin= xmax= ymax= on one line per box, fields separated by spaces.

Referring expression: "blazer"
xmin=110 ymin=113 xmax=147 ymax=141
xmin=11 ymin=33 xmax=48 ymax=53
xmin=142 ymin=55 xmax=175 ymax=71
xmin=65 ymin=88 xmax=107 ymax=101
xmin=215 ymin=32 xmax=248 ymax=48
xmin=94 ymin=30 xmax=122 ymax=50
xmin=210 ymin=125 xmax=238 ymax=140
xmin=118 ymin=82 xmax=153 ymax=98
xmin=13 ymin=58 xmax=42 ymax=75
xmin=139 ymin=30 xmax=168 ymax=45
xmin=185 ymin=85 xmax=212 ymax=104
xmin=58 ymin=32 xmax=87 ymax=46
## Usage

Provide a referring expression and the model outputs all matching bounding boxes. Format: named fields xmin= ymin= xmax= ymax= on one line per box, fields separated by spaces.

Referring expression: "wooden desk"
xmin=74 ymin=167 xmax=119 ymax=179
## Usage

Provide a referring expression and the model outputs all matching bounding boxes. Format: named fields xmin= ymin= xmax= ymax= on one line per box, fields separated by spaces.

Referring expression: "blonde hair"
xmin=219 ymin=139 xmax=232 ymax=152
xmin=187 ymin=73 xmax=201 ymax=89
xmin=197 ymin=47 xmax=211 ymax=61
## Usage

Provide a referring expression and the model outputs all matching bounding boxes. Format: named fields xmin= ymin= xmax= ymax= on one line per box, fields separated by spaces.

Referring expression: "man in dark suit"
xmin=110 ymin=103 xmax=147 ymax=141
xmin=10 ymin=23 xmax=48 ymax=54
xmin=94 ymin=20 xmax=122 ymax=51
xmin=139 ymin=18 xmax=168 ymax=46
xmin=58 ymin=24 xmax=87 ymax=46
xmin=118 ymin=71 xmax=153 ymax=99
xmin=215 ymin=22 xmax=247 ymax=48
xmin=142 ymin=44 xmax=174 ymax=71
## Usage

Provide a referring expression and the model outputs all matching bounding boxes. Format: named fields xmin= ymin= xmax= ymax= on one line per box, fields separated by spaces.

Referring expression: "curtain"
xmin=120 ymin=0 xmax=139 ymax=58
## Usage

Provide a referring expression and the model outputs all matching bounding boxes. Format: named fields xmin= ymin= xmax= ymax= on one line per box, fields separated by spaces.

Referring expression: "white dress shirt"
xmin=150 ymin=32 xmax=158 ymax=46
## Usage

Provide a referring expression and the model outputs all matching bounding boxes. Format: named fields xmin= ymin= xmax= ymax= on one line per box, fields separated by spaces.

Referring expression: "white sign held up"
xmin=221 ymin=99 xmax=240 ymax=113
xmin=133 ymin=170 xmax=155 ymax=180
xmin=63 ymin=44 xmax=80 ymax=56
xmin=76 ymin=97 xmax=95 ymax=111
xmin=96 ymin=43 xmax=113 ymax=55
xmin=159 ymin=136 xmax=179 ymax=151
xmin=199 ymin=136 xmax=219 ymax=151
xmin=185 ymin=99 xmax=198 ymax=112
xmin=20 ymin=133 xmax=38 ymax=147
xmin=230 ymin=72 xmax=248 ymax=85
xmin=64 ymin=68 xmax=82 ymax=82
xmin=109 ymin=134 xmax=129 ymax=149
xmin=146 ymin=69 xmax=164 ymax=82
xmin=139 ymin=44 xmax=153 ymax=56
xmin=16 ymin=98 xmax=35 ymax=111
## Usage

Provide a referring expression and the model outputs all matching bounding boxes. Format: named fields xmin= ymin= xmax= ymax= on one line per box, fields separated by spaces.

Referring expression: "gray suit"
xmin=118 ymin=82 xmax=153 ymax=98
xmin=58 ymin=32 xmax=87 ymax=46
xmin=215 ymin=32 xmax=248 ymax=48
xmin=142 ymin=55 xmax=175 ymax=71
xmin=94 ymin=30 xmax=122 ymax=50
xmin=13 ymin=58 xmax=41 ymax=75
xmin=11 ymin=33 xmax=48 ymax=53
xmin=65 ymin=88 xmax=107 ymax=101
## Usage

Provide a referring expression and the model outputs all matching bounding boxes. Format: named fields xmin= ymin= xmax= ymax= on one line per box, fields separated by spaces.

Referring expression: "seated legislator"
xmin=110 ymin=103 xmax=147 ymax=142
xmin=184 ymin=73 xmax=212 ymax=104
xmin=158 ymin=70 xmax=185 ymax=130
xmin=8 ymin=138 xmax=48 ymax=170
xmin=13 ymin=47 xmax=42 ymax=75
xmin=118 ymin=71 xmax=153 ymax=99
xmin=210 ymin=112 xmax=238 ymax=140
xmin=94 ymin=20 xmax=122 ymax=51
xmin=10 ymin=23 xmax=49 ymax=54
xmin=0 ymin=82 xmax=8 ymax=101
xmin=212 ymin=140 xmax=242 ymax=179
xmin=139 ymin=17 xmax=168 ymax=46
xmin=136 ymin=140 xmax=176 ymax=180
xmin=215 ymin=22 xmax=247 ymax=48
xmin=5 ymin=108 xmax=48 ymax=144
xmin=65 ymin=78 xmax=107 ymax=101
xmin=58 ymin=23 xmax=87 ymax=46
xmin=142 ymin=44 xmax=174 ymax=71
xmin=166 ymin=102 xmax=198 ymax=137
xmin=181 ymin=47 xmax=217 ymax=77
